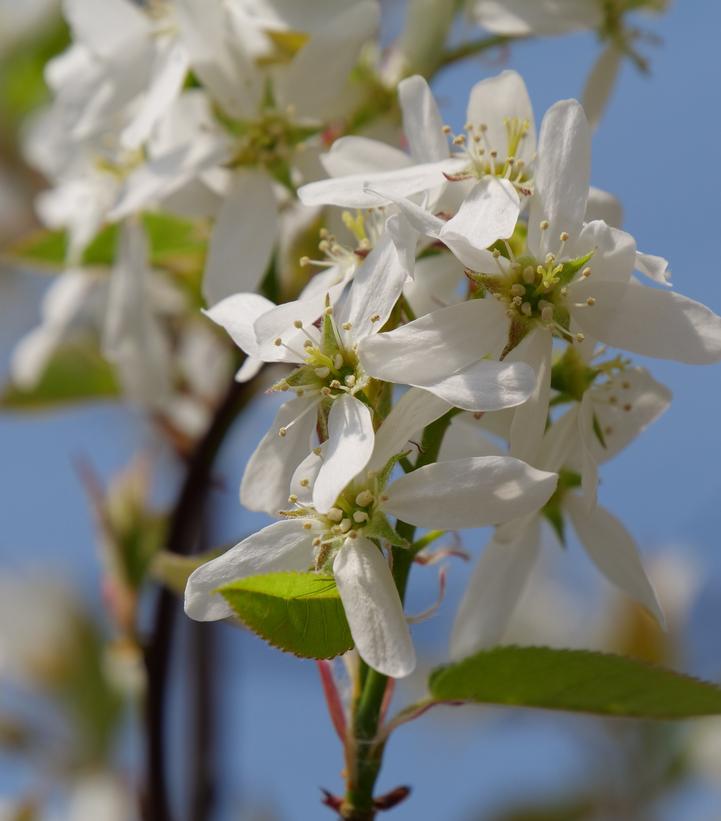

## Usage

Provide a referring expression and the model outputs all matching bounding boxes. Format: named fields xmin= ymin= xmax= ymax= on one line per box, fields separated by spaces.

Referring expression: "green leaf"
xmin=220 ymin=572 xmax=354 ymax=660
xmin=428 ymin=646 xmax=721 ymax=719
xmin=0 ymin=343 xmax=119 ymax=410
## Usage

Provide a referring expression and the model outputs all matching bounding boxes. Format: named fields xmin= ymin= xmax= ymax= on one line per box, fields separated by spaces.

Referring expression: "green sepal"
xmin=219 ymin=572 xmax=354 ymax=660
xmin=550 ymin=345 xmax=598 ymax=402
xmin=363 ymin=511 xmax=409 ymax=548
xmin=321 ymin=308 xmax=341 ymax=358
xmin=556 ymin=250 xmax=595 ymax=287
xmin=0 ymin=342 xmax=119 ymax=411
xmin=376 ymin=450 xmax=410 ymax=490
xmin=541 ymin=470 xmax=581 ymax=547
xmin=428 ymin=645 xmax=721 ymax=719
xmin=592 ymin=411 xmax=608 ymax=449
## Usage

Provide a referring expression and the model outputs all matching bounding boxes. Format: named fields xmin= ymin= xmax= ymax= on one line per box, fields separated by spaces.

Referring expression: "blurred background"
xmin=1 ymin=0 xmax=721 ymax=819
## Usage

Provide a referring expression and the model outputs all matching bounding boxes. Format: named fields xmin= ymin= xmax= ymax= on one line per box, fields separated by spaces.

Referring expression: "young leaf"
xmin=219 ymin=572 xmax=354 ymax=660
xmin=0 ymin=343 xmax=119 ymax=410
xmin=429 ymin=646 xmax=721 ymax=719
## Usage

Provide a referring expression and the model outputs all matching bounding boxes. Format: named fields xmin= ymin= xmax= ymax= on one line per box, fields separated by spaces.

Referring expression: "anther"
xmin=560 ymin=232 xmax=569 ymax=242
xmin=333 ymin=354 xmax=343 ymax=370
xmin=324 ymin=306 xmax=333 ymax=316
xmin=586 ymin=297 xmax=596 ymax=306
xmin=624 ymin=403 xmax=632 ymax=411
xmin=293 ymin=320 xmax=303 ymax=329
xmin=303 ymin=522 xmax=312 ymax=530
xmin=510 ymin=284 xmax=525 ymax=297
xmin=274 ymin=337 xmax=283 ymax=347
xmin=521 ymin=302 xmax=532 ymax=316
xmin=541 ymin=306 xmax=554 ymax=323
xmin=442 ymin=125 xmax=452 ymax=134
xmin=300 ymin=479 xmax=310 ymax=487
xmin=575 ymin=332 xmax=585 ymax=342
xmin=288 ymin=494 xmax=298 ymax=503
xmin=340 ymin=518 xmax=352 ymax=533
xmin=327 ymin=508 xmax=343 ymax=523
xmin=523 ymin=266 xmax=536 ymax=284
xmin=278 ymin=427 xmax=288 ymax=437
xmin=370 ymin=313 xmax=381 ymax=323
xmin=315 ymin=366 xmax=330 ymax=378
xmin=581 ymin=267 xmax=592 ymax=278
xmin=342 ymin=321 xmax=352 ymax=331
xmin=300 ymin=256 xmax=310 ymax=266
xmin=345 ymin=375 xmax=356 ymax=388
xmin=355 ymin=490 xmax=374 ymax=507
xmin=540 ymin=220 xmax=550 ymax=231
xmin=353 ymin=511 xmax=368 ymax=524
xmin=303 ymin=339 xmax=314 ymax=349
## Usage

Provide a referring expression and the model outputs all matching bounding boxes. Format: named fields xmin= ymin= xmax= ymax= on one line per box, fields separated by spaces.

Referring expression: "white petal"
xmin=278 ymin=1 xmax=380 ymax=120
xmin=313 ymin=395 xmax=375 ymax=514
xmin=109 ymin=137 xmax=230 ymax=220
xmin=565 ymin=495 xmax=664 ymax=625
xmin=336 ymin=216 xmax=413 ymax=342
xmin=450 ymin=518 xmax=540 ymax=660
xmin=333 ymin=538 xmax=415 ymax=677
xmin=439 ymin=178 xmax=520 ymax=268
xmin=120 ymin=37 xmax=189 ymax=150
xmin=404 ymin=251 xmax=464 ymax=316
xmin=636 ymin=252 xmax=672 ymax=286
xmin=528 ymin=100 xmax=591 ymax=257
xmin=252 ymin=295 xmax=328 ymax=361
xmin=536 ymin=404 xmax=579 ymax=472
xmin=438 ymin=415 xmax=505 ymax=461
xmin=175 ymin=0 xmax=260 ymax=118
xmin=586 ymin=186 xmax=623 ymax=228
xmin=184 ymin=521 xmax=314 ymax=621
xmin=290 ymin=449 xmax=324 ymax=506
xmin=203 ymin=292 xmax=275 ymax=357
xmin=573 ymin=279 xmax=721 ymax=364
xmin=322 ymin=136 xmax=411 ymax=177
xmin=235 ymin=357 xmax=263 ymax=383
xmin=509 ymin=327 xmax=553 ymax=464
xmin=568 ymin=220 xmax=636 ymax=287
xmin=384 ymin=456 xmax=557 ymax=529
xmin=472 ymin=0 xmax=601 ymax=35
xmin=578 ymin=392 xmax=598 ymax=509
xmin=582 ymin=43 xmax=623 ymax=131
xmin=64 ymin=0 xmax=150 ymax=54
xmin=398 ymin=75 xmax=448 ymax=163
xmin=368 ymin=388 xmax=451 ymax=473
xmin=240 ymin=397 xmax=318 ymax=516
xmin=358 ymin=298 xmax=509 ymax=386
xmin=587 ymin=366 xmax=672 ymax=465
xmin=203 ymin=170 xmax=277 ymax=305
xmin=297 ymin=158 xmax=468 ymax=209
xmin=415 ymin=359 xmax=535 ymax=412
xmin=465 ymin=70 xmax=536 ymax=165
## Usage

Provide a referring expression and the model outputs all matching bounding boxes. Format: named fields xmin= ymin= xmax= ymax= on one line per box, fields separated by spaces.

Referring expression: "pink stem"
xmin=317 ymin=661 xmax=347 ymax=743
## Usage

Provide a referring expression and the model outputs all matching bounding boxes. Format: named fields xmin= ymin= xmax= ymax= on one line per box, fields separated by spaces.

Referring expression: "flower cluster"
xmin=185 ymin=69 xmax=721 ymax=676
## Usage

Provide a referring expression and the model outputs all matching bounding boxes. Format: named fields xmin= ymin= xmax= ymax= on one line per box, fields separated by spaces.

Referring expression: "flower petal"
xmin=120 ymin=36 xmax=190 ymax=150
xmin=565 ymin=494 xmax=664 ymax=625
xmin=415 ymin=359 xmax=535 ymax=412
xmin=439 ymin=178 xmax=521 ymax=268
xmin=358 ymin=298 xmax=509 ymax=386
xmin=465 ymin=70 xmax=536 ymax=165
xmin=586 ymin=186 xmax=623 ymax=228
xmin=384 ymin=456 xmax=557 ymax=530
xmin=472 ymin=0 xmax=601 ymax=36
xmin=450 ymin=517 xmax=540 ymax=660
xmin=368 ymin=388 xmax=451 ymax=473
xmin=509 ymin=327 xmax=553 ymax=464
xmin=313 ymin=395 xmax=375 ymax=514
xmin=573 ymin=279 xmax=721 ymax=364
xmin=184 ymin=521 xmax=314 ymax=621
xmin=278 ymin=1 xmax=380 ymax=120
xmin=203 ymin=170 xmax=277 ymax=305
xmin=333 ymin=538 xmax=416 ymax=677
xmin=582 ymin=43 xmax=623 ymax=131
xmin=528 ymin=99 xmax=591 ymax=257
xmin=297 ymin=158 xmax=468 ymax=209
xmin=398 ymin=74 xmax=448 ymax=163
xmin=322 ymin=136 xmax=411 ymax=177
xmin=240 ymin=396 xmax=318 ymax=516
xmin=636 ymin=252 xmax=672 ymax=286
xmin=203 ymin=292 xmax=275 ymax=358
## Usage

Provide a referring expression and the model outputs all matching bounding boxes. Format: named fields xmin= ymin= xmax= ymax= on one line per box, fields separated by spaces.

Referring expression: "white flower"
xmin=379 ymin=98 xmax=721 ymax=456
xmin=185 ymin=387 xmax=558 ymax=676
xmin=208 ymin=215 xmax=413 ymax=515
xmin=299 ymin=69 xmax=534 ymax=212
xmin=446 ymin=360 xmax=670 ymax=660
xmin=110 ymin=1 xmax=381 ymax=305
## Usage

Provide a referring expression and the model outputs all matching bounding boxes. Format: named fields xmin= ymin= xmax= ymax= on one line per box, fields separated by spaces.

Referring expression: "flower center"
xmin=443 ymin=117 xmax=533 ymax=195
xmin=273 ymin=308 xmax=368 ymax=403
xmin=471 ymin=224 xmax=595 ymax=344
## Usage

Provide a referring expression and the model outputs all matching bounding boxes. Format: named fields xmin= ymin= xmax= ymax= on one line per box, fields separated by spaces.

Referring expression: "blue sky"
xmin=2 ymin=2 xmax=721 ymax=818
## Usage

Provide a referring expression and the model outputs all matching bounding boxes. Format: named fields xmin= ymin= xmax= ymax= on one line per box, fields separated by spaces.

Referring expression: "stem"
xmin=341 ymin=411 xmax=456 ymax=818
xmin=439 ymin=35 xmax=518 ymax=70
xmin=142 ymin=371 xmax=264 ymax=821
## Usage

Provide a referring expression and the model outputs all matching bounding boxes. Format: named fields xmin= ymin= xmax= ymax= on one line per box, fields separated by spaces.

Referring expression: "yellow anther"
xmin=327 ymin=508 xmax=343 ymax=523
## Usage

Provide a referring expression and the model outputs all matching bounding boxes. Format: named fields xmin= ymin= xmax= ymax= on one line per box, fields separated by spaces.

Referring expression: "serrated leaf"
xmin=220 ymin=572 xmax=354 ymax=659
xmin=428 ymin=646 xmax=721 ymax=719
xmin=0 ymin=343 xmax=119 ymax=410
